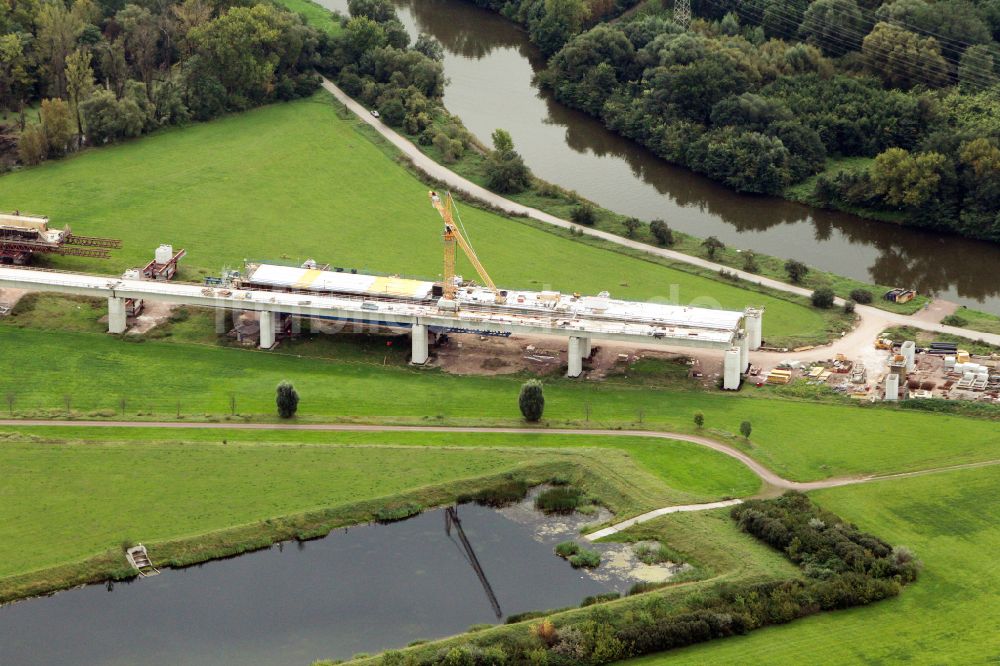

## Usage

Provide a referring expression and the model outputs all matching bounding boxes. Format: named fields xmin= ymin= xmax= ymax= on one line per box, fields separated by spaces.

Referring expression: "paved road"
xmin=320 ymin=79 xmax=1000 ymax=352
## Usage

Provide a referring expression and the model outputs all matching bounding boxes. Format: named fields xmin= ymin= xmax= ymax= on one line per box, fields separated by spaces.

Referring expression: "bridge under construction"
xmin=0 ymin=197 xmax=763 ymax=388
xmin=0 ymin=262 xmax=762 ymax=388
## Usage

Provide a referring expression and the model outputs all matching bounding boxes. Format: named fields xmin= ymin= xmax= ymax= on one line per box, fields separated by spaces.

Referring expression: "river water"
xmin=0 ymin=503 xmax=623 ymax=665
xmin=318 ymin=0 xmax=1000 ymax=314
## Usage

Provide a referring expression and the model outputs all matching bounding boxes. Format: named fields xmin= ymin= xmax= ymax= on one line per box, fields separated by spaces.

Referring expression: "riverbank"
xmin=299 ymin=0 xmax=1000 ymax=315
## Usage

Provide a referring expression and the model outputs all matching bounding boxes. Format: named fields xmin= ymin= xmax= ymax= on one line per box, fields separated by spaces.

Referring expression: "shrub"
xmin=694 ymin=412 xmax=705 ymax=427
xmin=784 ymin=259 xmax=809 ymax=283
xmin=581 ymin=591 xmax=621 ymax=606
xmin=627 ymin=580 xmax=671 ymax=595
xmin=555 ymin=541 xmax=580 ymax=558
xmin=536 ymin=486 xmax=584 ymax=513
xmin=568 ymin=548 xmax=601 ymax=568
xmin=702 ymin=235 xmax=725 ymax=259
xmin=844 ymin=300 xmax=856 ymax=314
xmin=486 ymin=151 xmax=532 ymax=193
xmin=457 ymin=478 xmax=529 ymax=507
xmin=17 ymin=123 xmax=48 ymax=166
xmin=623 ymin=217 xmax=642 ymax=237
xmin=849 ymin=288 xmax=873 ymax=304
xmin=634 ymin=543 xmax=675 ymax=565
xmin=276 ymin=380 xmax=299 ymax=418
xmin=742 ymin=250 xmax=758 ymax=272
xmin=375 ymin=503 xmax=422 ymax=522
xmin=531 ymin=618 xmax=559 ymax=646
xmin=942 ymin=314 xmax=968 ymax=327
xmin=649 ymin=219 xmax=674 ymax=245
xmin=571 ymin=204 xmax=597 ymax=225
xmin=740 ymin=420 xmax=752 ymax=438
xmin=811 ymin=288 xmax=836 ymax=308
xmin=519 ymin=379 xmax=544 ymax=421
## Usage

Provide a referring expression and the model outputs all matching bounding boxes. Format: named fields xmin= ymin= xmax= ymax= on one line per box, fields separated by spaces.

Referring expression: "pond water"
xmin=318 ymin=0 xmax=1000 ymax=314
xmin=0 ymin=501 xmax=656 ymax=665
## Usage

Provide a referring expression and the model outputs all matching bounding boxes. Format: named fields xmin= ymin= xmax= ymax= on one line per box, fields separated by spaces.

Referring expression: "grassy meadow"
xmin=0 ymin=440 xmax=533 ymax=579
xmin=1 ymin=326 xmax=998 ymax=481
xmin=0 ymin=427 xmax=762 ymax=601
xmin=629 ymin=463 xmax=1000 ymax=664
xmin=0 ymin=93 xmax=829 ymax=345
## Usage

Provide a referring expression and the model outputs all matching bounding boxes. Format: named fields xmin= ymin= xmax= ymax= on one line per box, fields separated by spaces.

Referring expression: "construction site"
xmin=753 ymin=337 xmax=1000 ymax=404
xmin=0 ymin=195 xmax=764 ymax=389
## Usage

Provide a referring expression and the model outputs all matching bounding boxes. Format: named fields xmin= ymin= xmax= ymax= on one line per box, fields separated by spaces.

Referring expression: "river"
xmin=318 ymin=0 xmax=1000 ymax=315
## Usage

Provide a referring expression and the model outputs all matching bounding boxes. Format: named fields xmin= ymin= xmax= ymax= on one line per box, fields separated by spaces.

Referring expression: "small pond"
xmin=0 ymin=496 xmax=679 ymax=665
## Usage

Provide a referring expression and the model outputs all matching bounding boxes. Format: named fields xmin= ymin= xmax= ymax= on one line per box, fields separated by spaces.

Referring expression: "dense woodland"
xmin=0 ymin=0 xmax=327 ymax=167
xmin=473 ymin=0 xmax=1000 ymax=241
xmin=0 ymin=0 xmax=455 ymax=170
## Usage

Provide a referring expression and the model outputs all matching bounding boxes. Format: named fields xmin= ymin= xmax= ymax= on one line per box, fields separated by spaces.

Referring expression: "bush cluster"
xmin=732 ymin=493 xmax=920 ymax=584
xmin=456 ymin=478 xmax=529 ymax=507
xmin=535 ymin=486 xmax=585 ymax=513
xmin=374 ymin=503 xmax=423 ymax=523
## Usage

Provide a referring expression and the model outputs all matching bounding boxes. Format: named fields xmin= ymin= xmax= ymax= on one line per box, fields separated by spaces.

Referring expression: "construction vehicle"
xmin=428 ymin=191 xmax=506 ymax=307
xmin=875 ymin=337 xmax=895 ymax=350
xmin=0 ymin=212 xmax=121 ymax=264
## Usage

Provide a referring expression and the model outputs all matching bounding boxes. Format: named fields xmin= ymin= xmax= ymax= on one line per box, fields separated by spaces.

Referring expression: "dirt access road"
xmin=0 ymin=419 xmax=1000 ymax=494
xmin=320 ymin=78 xmax=1000 ymax=357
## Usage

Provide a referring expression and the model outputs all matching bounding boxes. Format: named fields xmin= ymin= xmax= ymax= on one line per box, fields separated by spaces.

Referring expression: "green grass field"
xmin=2 ymin=326 xmax=998 ymax=482
xmin=0 ymin=426 xmax=764 ymax=501
xmin=276 ymin=0 xmax=342 ymax=34
xmin=0 ymin=426 xmax=764 ymax=602
xmin=629 ymin=463 xmax=1000 ymax=664
xmin=0 ymin=440 xmax=534 ymax=578
xmin=0 ymin=94 xmax=827 ymax=345
xmin=944 ymin=307 xmax=1000 ymax=336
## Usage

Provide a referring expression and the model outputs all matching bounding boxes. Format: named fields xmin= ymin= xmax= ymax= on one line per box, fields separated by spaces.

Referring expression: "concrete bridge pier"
xmin=259 ymin=310 xmax=276 ymax=349
xmin=723 ymin=347 xmax=742 ymax=390
xmin=745 ymin=308 xmax=763 ymax=350
xmin=567 ymin=336 xmax=585 ymax=377
xmin=107 ymin=297 xmax=127 ymax=334
xmin=581 ymin=337 xmax=592 ymax=358
xmin=411 ymin=323 xmax=429 ymax=364
xmin=739 ymin=331 xmax=749 ymax=372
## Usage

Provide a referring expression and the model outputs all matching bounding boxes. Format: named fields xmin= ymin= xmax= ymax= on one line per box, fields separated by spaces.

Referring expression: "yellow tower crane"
xmin=428 ymin=190 xmax=506 ymax=305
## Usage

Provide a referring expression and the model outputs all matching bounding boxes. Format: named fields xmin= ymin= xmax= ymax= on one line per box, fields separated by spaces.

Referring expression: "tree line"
xmin=1 ymin=0 xmax=328 ymax=168
xmin=494 ymin=0 xmax=1000 ymax=242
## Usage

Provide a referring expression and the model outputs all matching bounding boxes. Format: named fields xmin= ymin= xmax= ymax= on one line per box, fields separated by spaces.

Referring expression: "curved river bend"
xmin=319 ymin=0 xmax=1000 ymax=314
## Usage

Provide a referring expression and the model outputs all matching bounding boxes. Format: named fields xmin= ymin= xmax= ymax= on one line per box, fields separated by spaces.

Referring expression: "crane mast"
xmin=428 ymin=191 xmax=505 ymax=305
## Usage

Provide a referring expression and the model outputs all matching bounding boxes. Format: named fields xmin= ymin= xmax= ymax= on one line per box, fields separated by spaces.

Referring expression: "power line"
xmin=704 ymin=0 xmax=997 ymax=89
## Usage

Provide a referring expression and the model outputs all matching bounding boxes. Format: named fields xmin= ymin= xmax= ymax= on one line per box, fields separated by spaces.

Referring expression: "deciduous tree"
xmin=862 ymin=23 xmax=949 ymax=90
xmin=65 ymin=49 xmax=94 ymax=136
xmin=276 ymin=380 xmax=299 ymax=418
xmin=871 ymin=147 xmax=948 ymax=207
xmin=40 ymin=97 xmax=74 ymax=155
xmin=36 ymin=0 xmax=84 ymax=98
xmin=799 ymin=0 xmax=863 ymax=56
xmin=519 ymin=380 xmax=545 ymax=422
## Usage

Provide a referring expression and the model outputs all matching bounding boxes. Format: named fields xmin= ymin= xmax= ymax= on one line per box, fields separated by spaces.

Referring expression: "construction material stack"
xmin=142 ymin=244 xmax=186 ymax=280
xmin=0 ymin=212 xmax=120 ymax=264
